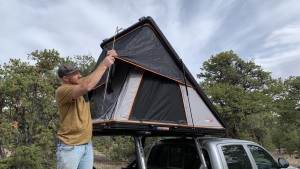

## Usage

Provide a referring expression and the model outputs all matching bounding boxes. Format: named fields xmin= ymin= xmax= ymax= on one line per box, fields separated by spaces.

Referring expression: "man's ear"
xmin=62 ymin=76 xmax=69 ymax=82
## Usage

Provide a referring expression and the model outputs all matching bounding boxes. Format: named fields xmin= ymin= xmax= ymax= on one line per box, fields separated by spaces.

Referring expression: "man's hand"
xmin=71 ymin=49 xmax=118 ymax=99
xmin=102 ymin=50 xmax=117 ymax=69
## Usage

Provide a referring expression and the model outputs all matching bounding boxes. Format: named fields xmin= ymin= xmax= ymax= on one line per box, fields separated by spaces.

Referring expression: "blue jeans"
xmin=57 ymin=139 xmax=94 ymax=169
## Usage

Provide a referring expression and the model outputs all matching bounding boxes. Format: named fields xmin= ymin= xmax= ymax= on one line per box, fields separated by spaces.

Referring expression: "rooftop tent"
xmin=91 ymin=16 xmax=227 ymax=136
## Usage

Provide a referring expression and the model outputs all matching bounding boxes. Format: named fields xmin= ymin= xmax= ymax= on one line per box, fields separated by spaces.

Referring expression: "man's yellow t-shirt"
xmin=55 ymin=84 xmax=92 ymax=145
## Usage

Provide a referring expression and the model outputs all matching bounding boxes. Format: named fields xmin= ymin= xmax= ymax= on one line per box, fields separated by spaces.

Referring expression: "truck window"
xmin=247 ymin=145 xmax=279 ymax=169
xmin=147 ymin=144 xmax=203 ymax=169
xmin=221 ymin=145 xmax=252 ymax=169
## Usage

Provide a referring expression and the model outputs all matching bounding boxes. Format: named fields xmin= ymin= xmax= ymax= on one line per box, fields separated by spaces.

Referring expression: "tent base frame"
xmin=93 ymin=122 xmax=226 ymax=137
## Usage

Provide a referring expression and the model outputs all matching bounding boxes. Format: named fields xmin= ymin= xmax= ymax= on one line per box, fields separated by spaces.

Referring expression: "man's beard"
xmin=69 ymin=78 xmax=80 ymax=85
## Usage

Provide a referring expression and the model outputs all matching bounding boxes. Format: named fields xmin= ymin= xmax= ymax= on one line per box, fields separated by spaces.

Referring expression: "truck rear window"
xmin=147 ymin=144 xmax=201 ymax=169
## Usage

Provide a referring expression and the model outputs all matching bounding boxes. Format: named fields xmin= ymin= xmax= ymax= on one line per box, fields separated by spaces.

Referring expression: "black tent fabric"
xmin=96 ymin=24 xmax=192 ymax=86
xmin=92 ymin=16 xmax=227 ymax=136
xmin=92 ymin=59 xmax=132 ymax=118
xmin=129 ymin=71 xmax=187 ymax=124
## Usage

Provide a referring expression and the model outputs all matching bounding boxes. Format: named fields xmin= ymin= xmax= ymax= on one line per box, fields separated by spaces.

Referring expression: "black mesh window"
xmin=221 ymin=145 xmax=252 ymax=169
xmin=248 ymin=145 xmax=279 ymax=169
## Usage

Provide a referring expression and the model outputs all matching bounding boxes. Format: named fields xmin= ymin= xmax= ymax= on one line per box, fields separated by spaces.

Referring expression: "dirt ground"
xmin=93 ymin=150 xmax=125 ymax=169
xmin=287 ymin=158 xmax=300 ymax=168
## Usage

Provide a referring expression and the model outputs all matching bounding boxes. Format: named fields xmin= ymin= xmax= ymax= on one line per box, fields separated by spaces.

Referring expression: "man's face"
xmin=64 ymin=71 xmax=81 ymax=85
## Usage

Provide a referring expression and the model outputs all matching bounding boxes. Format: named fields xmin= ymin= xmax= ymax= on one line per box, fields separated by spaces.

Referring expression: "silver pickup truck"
xmin=124 ymin=137 xmax=291 ymax=169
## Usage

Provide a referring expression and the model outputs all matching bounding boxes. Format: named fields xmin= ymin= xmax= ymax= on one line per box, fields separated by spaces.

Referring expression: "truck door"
xmin=247 ymin=145 xmax=280 ymax=169
xmin=218 ymin=144 xmax=253 ymax=169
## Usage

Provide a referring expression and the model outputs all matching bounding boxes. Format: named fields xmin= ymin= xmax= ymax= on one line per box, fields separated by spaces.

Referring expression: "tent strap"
xmin=181 ymin=59 xmax=195 ymax=129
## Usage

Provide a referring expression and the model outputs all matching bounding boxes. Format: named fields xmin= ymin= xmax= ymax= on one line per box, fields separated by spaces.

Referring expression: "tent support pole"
xmin=134 ymin=135 xmax=147 ymax=169
xmin=193 ymin=137 xmax=208 ymax=169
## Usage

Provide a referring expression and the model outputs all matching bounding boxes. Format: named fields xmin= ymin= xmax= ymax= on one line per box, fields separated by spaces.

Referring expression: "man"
xmin=55 ymin=50 xmax=116 ymax=169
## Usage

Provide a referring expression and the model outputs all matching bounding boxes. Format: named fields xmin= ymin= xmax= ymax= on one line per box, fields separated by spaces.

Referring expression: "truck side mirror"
xmin=278 ymin=158 xmax=289 ymax=168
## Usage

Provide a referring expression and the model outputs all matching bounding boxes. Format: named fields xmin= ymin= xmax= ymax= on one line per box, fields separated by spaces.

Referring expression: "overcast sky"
xmin=1 ymin=0 xmax=300 ymax=80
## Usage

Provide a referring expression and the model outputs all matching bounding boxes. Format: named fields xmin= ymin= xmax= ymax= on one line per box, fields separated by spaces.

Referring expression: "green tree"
xmin=74 ymin=55 xmax=97 ymax=76
xmin=0 ymin=145 xmax=43 ymax=169
xmin=197 ymin=50 xmax=273 ymax=142
xmin=0 ymin=49 xmax=98 ymax=168
xmin=93 ymin=136 xmax=135 ymax=163
xmin=0 ymin=49 xmax=62 ymax=168
xmin=272 ymin=77 xmax=300 ymax=155
xmin=93 ymin=136 xmax=159 ymax=164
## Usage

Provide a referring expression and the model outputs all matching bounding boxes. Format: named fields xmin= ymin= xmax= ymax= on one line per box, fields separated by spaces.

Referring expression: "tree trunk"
xmin=0 ymin=143 xmax=6 ymax=158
